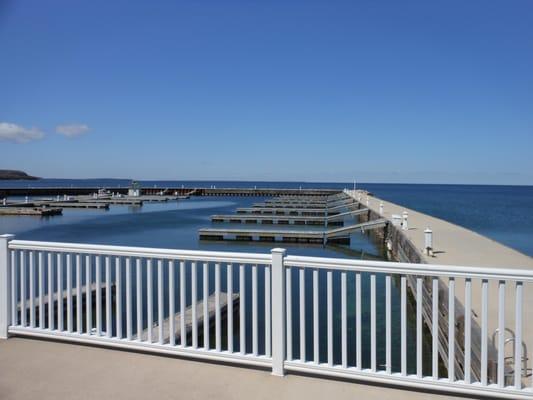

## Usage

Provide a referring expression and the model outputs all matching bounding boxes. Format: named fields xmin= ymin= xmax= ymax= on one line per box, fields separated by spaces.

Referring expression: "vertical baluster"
xmin=10 ymin=250 xmax=16 ymax=327
xmin=227 ymin=264 xmax=233 ymax=352
xmin=448 ymin=277 xmax=455 ymax=382
xmin=136 ymin=258 xmax=142 ymax=341
xmin=497 ymin=280 xmax=505 ymax=388
xmin=203 ymin=262 xmax=209 ymax=350
xmin=147 ymin=259 xmax=153 ymax=343
xmin=286 ymin=267 xmax=292 ymax=361
xmin=180 ymin=261 xmax=186 ymax=347
xmin=20 ymin=251 xmax=26 ymax=327
xmin=86 ymin=255 xmax=92 ymax=334
xmin=47 ymin=253 xmax=54 ymax=330
xmin=239 ymin=264 xmax=245 ymax=354
xmin=341 ymin=271 xmax=347 ymax=369
xmin=299 ymin=268 xmax=306 ymax=362
xmin=432 ymin=277 xmax=439 ymax=379
xmin=30 ymin=251 xmax=35 ymax=328
xmin=313 ymin=269 xmax=319 ymax=364
xmin=192 ymin=262 xmax=198 ymax=348
xmin=38 ymin=252 xmax=44 ymax=328
xmin=126 ymin=257 xmax=132 ymax=340
xmin=169 ymin=260 xmax=175 ymax=346
xmin=116 ymin=257 xmax=122 ymax=339
xmin=265 ymin=265 xmax=271 ymax=358
xmin=252 ymin=264 xmax=258 ymax=356
xmin=386 ymin=274 xmax=391 ymax=374
xmin=66 ymin=253 xmax=72 ymax=332
xmin=401 ymin=275 xmax=407 ymax=376
xmin=481 ymin=279 xmax=488 ymax=386
xmin=416 ymin=277 xmax=423 ymax=378
xmin=464 ymin=278 xmax=472 ymax=384
xmin=356 ymin=272 xmax=362 ymax=370
xmin=56 ymin=253 xmax=62 ymax=331
xmin=370 ymin=273 xmax=376 ymax=372
xmin=515 ymin=281 xmax=523 ymax=390
xmin=215 ymin=263 xmax=221 ymax=352
xmin=76 ymin=254 xmax=82 ymax=333
xmin=157 ymin=259 xmax=163 ymax=344
xmin=327 ymin=270 xmax=333 ymax=367
xmin=95 ymin=255 xmax=101 ymax=336
xmin=105 ymin=256 xmax=111 ymax=338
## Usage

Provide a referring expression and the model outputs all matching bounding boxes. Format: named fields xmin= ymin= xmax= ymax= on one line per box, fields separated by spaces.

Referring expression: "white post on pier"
xmin=0 ymin=234 xmax=15 ymax=339
xmin=379 ymin=202 xmax=384 ymax=216
xmin=271 ymin=248 xmax=286 ymax=377
xmin=24 ymin=196 xmax=29 ymax=204
xmin=424 ymin=228 xmax=433 ymax=256
xmin=2 ymin=198 xmax=6 ymax=206
xmin=402 ymin=211 xmax=408 ymax=230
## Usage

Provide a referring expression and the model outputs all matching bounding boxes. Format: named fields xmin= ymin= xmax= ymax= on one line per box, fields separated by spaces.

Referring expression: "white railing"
xmin=1 ymin=234 xmax=532 ymax=399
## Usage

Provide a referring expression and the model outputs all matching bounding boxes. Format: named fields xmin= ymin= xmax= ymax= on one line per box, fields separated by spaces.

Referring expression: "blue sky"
xmin=1 ymin=1 xmax=532 ymax=184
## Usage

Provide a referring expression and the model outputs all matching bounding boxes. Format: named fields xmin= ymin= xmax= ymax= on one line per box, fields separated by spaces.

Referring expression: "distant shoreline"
xmin=0 ymin=170 xmax=39 ymax=180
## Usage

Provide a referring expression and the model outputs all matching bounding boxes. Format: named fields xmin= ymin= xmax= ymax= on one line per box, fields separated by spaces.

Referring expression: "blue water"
xmin=2 ymin=179 xmax=530 ymax=375
xmin=2 ymin=179 xmax=532 ymax=257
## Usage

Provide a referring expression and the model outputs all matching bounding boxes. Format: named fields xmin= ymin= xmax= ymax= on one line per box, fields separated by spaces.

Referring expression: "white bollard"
xmin=402 ymin=211 xmax=408 ymax=230
xmin=379 ymin=202 xmax=384 ymax=215
xmin=2 ymin=199 xmax=6 ymax=206
xmin=25 ymin=196 xmax=29 ymax=203
xmin=424 ymin=228 xmax=433 ymax=256
xmin=392 ymin=214 xmax=402 ymax=226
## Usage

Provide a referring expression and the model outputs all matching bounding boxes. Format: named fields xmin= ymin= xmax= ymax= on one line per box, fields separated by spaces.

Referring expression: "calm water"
xmin=2 ymin=179 xmax=531 ymax=374
xmin=2 ymin=179 xmax=531 ymax=257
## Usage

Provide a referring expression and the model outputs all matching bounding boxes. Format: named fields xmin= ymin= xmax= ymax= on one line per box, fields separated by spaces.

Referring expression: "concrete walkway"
xmin=353 ymin=190 xmax=533 ymax=384
xmin=0 ymin=337 xmax=470 ymax=400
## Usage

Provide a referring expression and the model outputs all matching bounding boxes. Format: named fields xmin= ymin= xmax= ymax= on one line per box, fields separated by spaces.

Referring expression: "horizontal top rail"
xmin=7 ymin=238 xmax=533 ymax=281
xmin=8 ymin=240 xmax=272 ymax=264
xmin=285 ymin=255 xmax=533 ymax=282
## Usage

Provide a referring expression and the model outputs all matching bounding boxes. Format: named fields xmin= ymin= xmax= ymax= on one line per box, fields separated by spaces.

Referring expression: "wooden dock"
xmin=0 ymin=207 xmax=63 ymax=216
xmin=17 ymin=282 xmax=115 ymax=312
xmin=199 ymin=219 xmax=388 ymax=243
xmin=211 ymin=208 xmax=369 ymax=225
xmin=42 ymin=202 xmax=110 ymax=209
xmin=134 ymin=292 xmax=239 ymax=344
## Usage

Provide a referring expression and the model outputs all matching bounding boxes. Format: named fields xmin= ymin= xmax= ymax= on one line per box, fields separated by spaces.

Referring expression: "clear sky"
xmin=1 ymin=1 xmax=532 ymax=184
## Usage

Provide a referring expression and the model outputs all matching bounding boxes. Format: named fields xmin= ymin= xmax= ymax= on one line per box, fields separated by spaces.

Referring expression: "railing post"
xmin=0 ymin=234 xmax=15 ymax=339
xmin=271 ymin=248 xmax=286 ymax=376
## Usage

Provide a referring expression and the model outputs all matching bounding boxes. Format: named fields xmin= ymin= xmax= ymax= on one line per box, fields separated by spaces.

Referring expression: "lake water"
xmin=2 ymin=179 xmax=531 ymax=375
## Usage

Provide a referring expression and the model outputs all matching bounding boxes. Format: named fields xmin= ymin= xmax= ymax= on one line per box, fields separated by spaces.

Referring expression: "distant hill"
xmin=0 ymin=170 xmax=40 ymax=180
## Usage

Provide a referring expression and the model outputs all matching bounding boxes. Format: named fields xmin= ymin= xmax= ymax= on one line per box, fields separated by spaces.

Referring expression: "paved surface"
xmin=0 ymin=338 xmax=469 ymax=400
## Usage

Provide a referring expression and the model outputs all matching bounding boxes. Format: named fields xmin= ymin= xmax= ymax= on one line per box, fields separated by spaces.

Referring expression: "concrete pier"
xmin=348 ymin=189 xmax=533 ymax=385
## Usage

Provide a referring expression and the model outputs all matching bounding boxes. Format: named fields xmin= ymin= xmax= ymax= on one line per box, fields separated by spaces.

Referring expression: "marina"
xmin=1 ymin=182 xmax=532 ymax=400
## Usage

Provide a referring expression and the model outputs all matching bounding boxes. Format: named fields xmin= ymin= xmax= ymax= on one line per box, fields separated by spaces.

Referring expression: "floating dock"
xmin=0 ymin=207 xmax=63 ymax=216
xmin=211 ymin=208 xmax=369 ymax=225
xmin=199 ymin=219 xmax=387 ymax=243
xmin=134 ymin=292 xmax=239 ymax=344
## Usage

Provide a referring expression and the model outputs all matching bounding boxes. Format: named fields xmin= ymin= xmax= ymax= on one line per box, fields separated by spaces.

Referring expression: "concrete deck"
xmin=0 ymin=337 xmax=468 ymax=400
xmin=353 ymin=190 xmax=533 ymax=382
